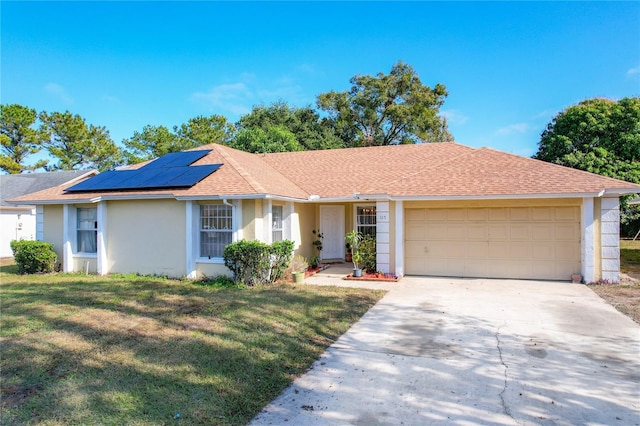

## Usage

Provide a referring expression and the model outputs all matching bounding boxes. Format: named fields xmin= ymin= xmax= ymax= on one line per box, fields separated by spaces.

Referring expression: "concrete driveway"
xmin=252 ymin=276 xmax=640 ymax=425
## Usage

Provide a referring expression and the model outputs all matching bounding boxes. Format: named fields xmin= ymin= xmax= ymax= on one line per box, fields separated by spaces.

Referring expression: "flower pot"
xmin=293 ymin=271 xmax=305 ymax=284
xmin=353 ymin=268 xmax=362 ymax=277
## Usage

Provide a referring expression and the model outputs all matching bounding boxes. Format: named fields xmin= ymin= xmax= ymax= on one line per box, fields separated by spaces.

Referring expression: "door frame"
xmin=319 ymin=205 xmax=345 ymax=260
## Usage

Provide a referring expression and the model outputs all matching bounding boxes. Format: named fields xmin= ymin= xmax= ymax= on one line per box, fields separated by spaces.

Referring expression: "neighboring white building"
xmin=0 ymin=171 xmax=96 ymax=258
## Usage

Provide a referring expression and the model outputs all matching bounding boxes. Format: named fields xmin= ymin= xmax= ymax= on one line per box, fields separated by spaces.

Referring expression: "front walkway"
xmin=253 ymin=276 xmax=640 ymax=425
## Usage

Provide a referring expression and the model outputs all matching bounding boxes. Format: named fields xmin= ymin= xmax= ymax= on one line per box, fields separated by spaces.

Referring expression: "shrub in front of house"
xmin=10 ymin=240 xmax=58 ymax=274
xmin=360 ymin=235 xmax=377 ymax=273
xmin=223 ymin=240 xmax=294 ymax=285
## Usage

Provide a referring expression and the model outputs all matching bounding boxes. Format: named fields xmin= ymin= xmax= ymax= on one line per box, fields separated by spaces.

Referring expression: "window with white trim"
xmin=200 ymin=204 xmax=233 ymax=258
xmin=77 ymin=207 xmax=97 ymax=253
xmin=272 ymin=205 xmax=283 ymax=242
xmin=356 ymin=205 xmax=376 ymax=238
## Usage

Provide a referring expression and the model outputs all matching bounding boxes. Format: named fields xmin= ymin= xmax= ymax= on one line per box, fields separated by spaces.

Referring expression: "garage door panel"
xmin=489 ymin=242 xmax=510 ymax=258
xmin=467 ymin=208 xmax=488 ymax=221
xmin=510 ymin=224 xmax=531 ymax=240
xmin=426 ymin=225 xmax=448 ymax=239
xmin=466 ymin=241 xmax=489 ymax=258
xmin=424 ymin=258 xmax=452 ymax=276
xmin=405 ymin=206 xmax=581 ymax=280
xmin=406 ymin=258 xmax=426 ymax=275
xmin=405 ymin=209 xmax=425 ymax=221
xmin=532 ymin=207 xmax=554 ymax=221
xmin=532 ymin=224 xmax=555 ymax=240
xmin=555 ymin=243 xmax=580 ymax=260
xmin=406 ymin=240 xmax=426 ymax=254
xmin=444 ymin=242 xmax=466 ymax=257
xmin=510 ymin=208 xmax=530 ymax=221
xmin=533 ymin=242 xmax=555 ymax=260
xmin=556 ymin=207 xmax=579 ymax=221
xmin=508 ymin=261 xmax=533 ymax=278
xmin=556 ymin=223 xmax=580 ymax=240
xmin=467 ymin=224 xmax=488 ymax=240
xmin=447 ymin=225 xmax=466 ymax=240
xmin=555 ymin=261 xmax=580 ymax=278
xmin=465 ymin=260 xmax=488 ymax=277
xmin=489 ymin=224 xmax=509 ymax=239
xmin=509 ymin=242 xmax=532 ymax=259
xmin=447 ymin=209 xmax=466 ymax=221
xmin=489 ymin=208 xmax=509 ymax=221
xmin=406 ymin=223 xmax=426 ymax=240
xmin=425 ymin=209 xmax=447 ymax=221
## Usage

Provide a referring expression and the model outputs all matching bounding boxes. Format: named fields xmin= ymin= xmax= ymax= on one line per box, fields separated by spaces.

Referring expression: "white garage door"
xmin=405 ymin=206 xmax=581 ymax=280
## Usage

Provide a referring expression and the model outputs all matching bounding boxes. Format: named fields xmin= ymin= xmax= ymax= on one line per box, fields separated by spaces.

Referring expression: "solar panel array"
xmin=66 ymin=150 xmax=221 ymax=192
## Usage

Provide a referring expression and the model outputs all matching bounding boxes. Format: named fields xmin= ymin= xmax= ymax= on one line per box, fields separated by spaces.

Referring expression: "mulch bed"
xmin=343 ymin=272 xmax=401 ymax=282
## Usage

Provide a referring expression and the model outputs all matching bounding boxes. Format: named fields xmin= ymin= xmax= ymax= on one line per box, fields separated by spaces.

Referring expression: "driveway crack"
xmin=496 ymin=323 xmax=519 ymax=425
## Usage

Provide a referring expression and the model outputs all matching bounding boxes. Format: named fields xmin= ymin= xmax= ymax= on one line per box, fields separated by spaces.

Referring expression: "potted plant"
xmin=345 ymin=230 xmax=363 ymax=277
xmin=291 ymin=255 xmax=308 ymax=284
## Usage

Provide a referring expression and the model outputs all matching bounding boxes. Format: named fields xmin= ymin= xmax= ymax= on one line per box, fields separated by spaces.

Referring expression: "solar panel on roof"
xmin=65 ymin=150 xmax=221 ymax=192
xmin=144 ymin=150 xmax=210 ymax=169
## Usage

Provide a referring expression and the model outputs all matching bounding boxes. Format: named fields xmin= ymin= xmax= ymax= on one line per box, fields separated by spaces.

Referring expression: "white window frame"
xmin=272 ymin=204 xmax=284 ymax=242
xmin=355 ymin=204 xmax=377 ymax=238
xmin=76 ymin=207 xmax=98 ymax=254
xmin=199 ymin=204 xmax=234 ymax=260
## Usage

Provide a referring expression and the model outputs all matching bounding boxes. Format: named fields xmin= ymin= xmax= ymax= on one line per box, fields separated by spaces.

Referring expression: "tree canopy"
xmin=533 ymin=97 xmax=640 ymax=237
xmin=533 ymin=97 xmax=640 ymax=183
xmin=234 ymin=102 xmax=344 ymax=152
xmin=122 ymin=115 xmax=235 ymax=164
xmin=0 ymin=104 xmax=48 ymax=174
xmin=317 ymin=61 xmax=453 ymax=147
xmin=40 ymin=111 xmax=122 ymax=172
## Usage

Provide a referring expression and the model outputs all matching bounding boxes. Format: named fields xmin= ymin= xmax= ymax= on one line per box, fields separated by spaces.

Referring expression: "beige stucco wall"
xmin=293 ymin=202 xmax=316 ymax=259
xmin=43 ymin=205 xmax=64 ymax=268
xmin=107 ymin=199 xmax=186 ymax=277
xmin=242 ymin=199 xmax=256 ymax=241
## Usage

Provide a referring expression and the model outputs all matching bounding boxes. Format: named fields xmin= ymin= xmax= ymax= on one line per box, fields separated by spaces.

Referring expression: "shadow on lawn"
xmin=0 ymin=274 xmax=381 ymax=425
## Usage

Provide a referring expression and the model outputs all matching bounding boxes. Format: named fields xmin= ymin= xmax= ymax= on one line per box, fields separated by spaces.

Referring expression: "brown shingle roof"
xmin=9 ymin=143 xmax=640 ymax=203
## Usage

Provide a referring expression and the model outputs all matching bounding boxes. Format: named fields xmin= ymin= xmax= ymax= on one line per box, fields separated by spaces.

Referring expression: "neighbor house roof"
xmin=9 ymin=143 xmax=640 ymax=204
xmin=1 ymin=170 xmax=97 ymax=207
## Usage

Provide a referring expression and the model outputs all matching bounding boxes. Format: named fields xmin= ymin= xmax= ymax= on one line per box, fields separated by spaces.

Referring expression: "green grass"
xmin=621 ymin=239 xmax=640 ymax=275
xmin=0 ymin=270 xmax=385 ymax=425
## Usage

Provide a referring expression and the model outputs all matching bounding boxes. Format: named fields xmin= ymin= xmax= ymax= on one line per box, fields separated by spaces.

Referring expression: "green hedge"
xmin=10 ymin=240 xmax=58 ymax=274
xmin=223 ymin=240 xmax=294 ymax=285
xmin=360 ymin=235 xmax=377 ymax=273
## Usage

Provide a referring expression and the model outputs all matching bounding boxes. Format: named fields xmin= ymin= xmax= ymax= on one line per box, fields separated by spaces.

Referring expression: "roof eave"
xmin=389 ymin=192 xmax=611 ymax=201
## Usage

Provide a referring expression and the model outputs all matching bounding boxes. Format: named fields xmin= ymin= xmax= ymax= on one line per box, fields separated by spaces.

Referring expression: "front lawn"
xmin=0 ymin=269 xmax=385 ymax=425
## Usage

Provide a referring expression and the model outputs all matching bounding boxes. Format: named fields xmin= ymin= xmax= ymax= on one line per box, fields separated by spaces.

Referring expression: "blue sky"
xmin=2 ymin=1 xmax=639 ymax=161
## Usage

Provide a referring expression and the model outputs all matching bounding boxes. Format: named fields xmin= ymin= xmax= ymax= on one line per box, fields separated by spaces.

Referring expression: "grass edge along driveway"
xmin=0 ymin=269 xmax=385 ymax=426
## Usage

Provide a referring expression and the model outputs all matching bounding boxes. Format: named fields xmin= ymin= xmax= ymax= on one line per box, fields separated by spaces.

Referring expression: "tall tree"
xmin=235 ymin=101 xmax=344 ymax=151
xmin=533 ymin=97 xmax=640 ymax=182
xmin=40 ymin=111 xmax=121 ymax=171
xmin=0 ymin=104 xmax=48 ymax=173
xmin=317 ymin=61 xmax=453 ymax=147
xmin=533 ymin=97 xmax=640 ymax=237
xmin=175 ymin=115 xmax=235 ymax=147
xmin=230 ymin=125 xmax=303 ymax=153
xmin=122 ymin=125 xmax=180 ymax=164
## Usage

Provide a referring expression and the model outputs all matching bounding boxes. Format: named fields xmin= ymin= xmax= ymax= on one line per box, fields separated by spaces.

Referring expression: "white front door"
xmin=319 ymin=205 xmax=345 ymax=260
